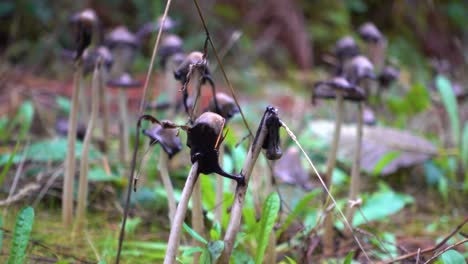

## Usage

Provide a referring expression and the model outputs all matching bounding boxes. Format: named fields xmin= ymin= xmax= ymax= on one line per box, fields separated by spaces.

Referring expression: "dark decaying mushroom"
xmin=335 ymin=36 xmax=360 ymax=63
xmin=82 ymin=46 xmax=113 ymax=75
xmin=378 ymin=65 xmax=400 ymax=88
xmin=187 ymin=112 xmax=244 ymax=184
xmin=261 ymin=107 xmax=283 ymax=160
xmin=207 ymin=93 xmax=239 ymax=121
xmin=313 ymin=77 xmax=367 ymax=102
xmin=143 ymin=123 xmax=182 ymax=159
xmin=70 ymin=9 xmax=98 ymax=60
xmin=105 ymin=26 xmax=139 ymax=78
xmin=174 ymin=51 xmax=207 ymax=84
xmin=344 ymin=55 xmax=376 ymax=85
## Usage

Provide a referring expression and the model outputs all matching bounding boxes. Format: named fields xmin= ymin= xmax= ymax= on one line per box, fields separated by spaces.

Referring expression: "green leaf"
xmin=207 ymin=240 xmax=224 ymax=262
xmin=255 ymin=192 xmax=280 ymax=264
xmin=56 ymin=96 xmax=71 ymax=115
xmin=373 ymin=151 xmax=401 ymax=176
xmin=352 ymin=190 xmax=413 ymax=226
xmin=183 ymin=223 xmax=208 ymax=245
xmin=7 ymin=207 xmax=35 ymax=264
xmin=343 ymin=251 xmax=354 ymax=264
xmin=0 ymin=140 xmax=21 ymax=185
xmin=284 ymin=256 xmax=297 ymax=264
xmin=436 ymin=75 xmax=460 ymax=145
xmin=24 ymin=138 xmax=101 ymax=162
xmin=182 ymin=247 xmax=204 ymax=256
xmin=277 ymin=189 xmax=320 ymax=237
xmin=440 ymin=250 xmax=466 ymax=264
xmin=462 ymin=123 xmax=468 ymax=169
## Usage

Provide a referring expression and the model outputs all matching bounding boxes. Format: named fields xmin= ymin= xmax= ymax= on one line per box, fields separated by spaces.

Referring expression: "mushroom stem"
xmin=118 ymin=88 xmax=130 ymax=163
xmin=164 ymin=162 xmax=200 ymax=264
xmin=214 ymin=145 xmax=225 ymax=224
xmin=166 ymin=56 xmax=179 ymax=119
xmin=323 ymin=90 xmax=344 ymax=255
xmin=159 ymin=149 xmax=177 ymax=222
xmin=79 ymin=79 xmax=89 ymax=123
xmin=62 ymin=60 xmax=83 ymax=228
xmin=346 ymin=101 xmax=363 ymax=226
xmin=100 ymin=70 xmax=110 ymax=154
xmin=76 ymin=60 xmax=101 ymax=230
xmin=218 ymin=110 xmax=271 ymax=263
xmin=190 ymin=70 xmax=203 ymax=121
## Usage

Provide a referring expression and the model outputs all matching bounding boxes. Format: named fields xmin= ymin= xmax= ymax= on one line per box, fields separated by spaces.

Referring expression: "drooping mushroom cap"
xmin=358 ymin=22 xmax=383 ymax=43
xmin=187 ymin=112 xmax=224 ymax=156
xmin=344 ymin=55 xmax=376 ymax=84
xmin=107 ymin=72 xmax=142 ymax=89
xmin=207 ymin=93 xmax=239 ymax=120
xmin=159 ymin=34 xmax=184 ymax=68
xmin=82 ymin=46 xmax=114 ymax=74
xmin=105 ymin=26 xmax=139 ymax=49
xmin=143 ymin=123 xmax=182 ymax=158
xmin=313 ymin=77 xmax=367 ymax=102
xmin=174 ymin=51 xmax=206 ymax=83
xmin=378 ymin=66 xmax=400 ymax=87
xmin=335 ymin=36 xmax=360 ymax=62
xmin=70 ymin=9 xmax=98 ymax=60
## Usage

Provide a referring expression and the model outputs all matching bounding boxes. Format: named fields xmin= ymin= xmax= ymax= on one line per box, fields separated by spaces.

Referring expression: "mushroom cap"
xmin=358 ymin=22 xmax=383 ymax=43
xmin=106 ymin=26 xmax=139 ymax=48
xmin=82 ymin=46 xmax=114 ymax=74
xmin=158 ymin=34 xmax=184 ymax=67
xmin=156 ymin=16 xmax=178 ymax=32
xmin=207 ymin=93 xmax=239 ymax=120
xmin=363 ymin=106 xmax=376 ymax=125
xmin=378 ymin=66 xmax=400 ymax=87
xmin=70 ymin=9 xmax=98 ymax=26
xmin=107 ymin=72 xmax=141 ymax=88
xmin=70 ymin=9 xmax=98 ymax=60
xmin=313 ymin=77 xmax=367 ymax=102
xmin=344 ymin=55 xmax=376 ymax=84
xmin=174 ymin=51 xmax=206 ymax=82
xmin=335 ymin=36 xmax=360 ymax=62
xmin=143 ymin=123 xmax=182 ymax=158
xmin=187 ymin=112 xmax=224 ymax=153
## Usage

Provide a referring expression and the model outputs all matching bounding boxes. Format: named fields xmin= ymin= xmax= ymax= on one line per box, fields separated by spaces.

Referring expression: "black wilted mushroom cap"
xmin=56 ymin=118 xmax=87 ymax=140
xmin=344 ymin=55 xmax=376 ymax=84
xmin=313 ymin=77 xmax=367 ymax=102
xmin=261 ymin=107 xmax=283 ymax=160
xmin=159 ymin=34 xmax=184 ymax=68
xmin=105 ymin=26 xmax=139 ymax=49
xmin=70 ymin=9 xmax=98 ymax=60
xmin=82 ymin=46 xmax=114 ymax=74
xmin=143 ymin=123 xmax=182 ymax=158
xmin=107 ymin=73 xmax=142 ymax=88
xmin=378 ymin=66 xmax=400 ymax=87
xmin=358 ymin=22 xmax=383 ymax=43
xmin=335 ymin=36 xmax=360 ymax=62
xmin=174 ymin=51 xmax=206 ymax=83
xmin=207 ymin=93 xmax=239 ymax=120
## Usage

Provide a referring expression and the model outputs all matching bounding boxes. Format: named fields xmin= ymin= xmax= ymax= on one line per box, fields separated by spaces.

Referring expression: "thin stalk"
xmin=218 ymin=114 xmax=270 ymax=263
xmin=100 ymin=70 xmax=110 ymax=154
xmin=63 ymin=60 xmax=83 ymax=228
xmin=118 ymin=88 xmax=130 ymax=163
xmin=346 ymin=102 xmax=364 ymax=225
xmin=159 ymin=149 xmax=177 ymax=222
xmin=166 ymin=56 xmax=179 ymax=119
xmin=323 ymin=90 xmax=344 ymax=255
xmin=76 ymin=61 xmax=101 ymax=230
xmin=190 ymin=70 xmax=203 ymax=120
xmin=164 ymin=162 xmax=200 ymax=264
xmin=214 ymin=146 xmax=224 ymax=224
xmin=79 ymin=78 xmax=89 ymax=123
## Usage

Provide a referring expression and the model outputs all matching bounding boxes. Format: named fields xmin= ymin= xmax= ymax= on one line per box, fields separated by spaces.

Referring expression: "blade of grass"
xmin=435 ymin=75 xmax=460 ymax=146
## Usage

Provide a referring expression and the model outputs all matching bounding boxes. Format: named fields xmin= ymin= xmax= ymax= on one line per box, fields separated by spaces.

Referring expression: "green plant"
xmin=254 ymin=192 xmax=280 ymax=264
xmin=7 ymin=206 xmax=35 ymax=264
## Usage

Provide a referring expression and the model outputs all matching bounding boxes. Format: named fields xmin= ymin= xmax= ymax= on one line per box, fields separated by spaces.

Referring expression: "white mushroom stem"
xmin=79 ymin=79 xmax=89 ymax=123
xmin=118 ymin=88 xmax=130 ymax=163
xmin=164 ymin=162 xmax=200 ymax=264
xmin=346 ymin=101 xmax=363 ymax=226
xmin=159 ymin=149 xmax=177 ymax=222
xmin=62 ymin=60 xmax=83 ymax=228
xmin=214 ymin=145 xmax=225 ymax=224
xmin=218 ymin=115 xmax=270 ymax=263
xmin=100 ymin=70 xmax=110 ymax=154
xmin=166 ymin=56 xmax=179 ymax=119
xmin=323 ymin=90 xmax=344 ymax=255
xmin=190 ymin=70 xmax=203 ymax=120
xmin=76 ymin=60 xmax=101 ymax=230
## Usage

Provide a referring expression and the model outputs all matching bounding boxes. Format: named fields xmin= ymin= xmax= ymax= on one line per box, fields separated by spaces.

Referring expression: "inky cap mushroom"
xmin=143 ymin=123 xmax=182 ymax=158
xmin=82 ymin=46 xmax=113 ymax=75
xmin=70 ymin=9 xmax=98 ymax=60
xmin=107 ymin=72 xmax=142 ymax=88
xmin=207 ymin=93 xmax=239 ymax=121
xmin=105 ymin=26 xmax=139 ymax=49
xmin=344 ymin=55 xmax=376 ymax=84
xmin=313 ymin=77 xmax=367 ymax=102
xmin=137 ymin=16 xmax=178 ymax=39
xmin=260 ymin=106 xmax=283 ymax=160
xmin=335 ymin=36 xmax=360 ymax=62
xmin=378 ymin=65 xmax=400 ymax=88
xmin=358 ymin=22 xmax=383 ymax=43
xmin=174 ymin=51 xmax=206 ymax=84
xmin=187 ymin=112 xmax=244 ymax=184
xmin=159 ymin=34 xmax=184 ymax=68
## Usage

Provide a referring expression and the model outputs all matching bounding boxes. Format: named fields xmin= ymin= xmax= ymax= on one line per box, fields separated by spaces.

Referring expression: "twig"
xmin=423 ymin=238 xmax=468 ymax=264
xmin=379 ymin=216 xmax=468 ymax=264
xmin=3 ymin=141 xmax=29 ymax=215
xmin=280 ymin=120 xmax=371 ymax=262
xmin=139 ymin=0 xmax=174 ymax=113
xmin=33 ymin=165 xmax=64 ymax=207
xmin=0 ymin=183 xmax=40 ymax=206
xmin=164 ymin=162 xmax=200 ymax=264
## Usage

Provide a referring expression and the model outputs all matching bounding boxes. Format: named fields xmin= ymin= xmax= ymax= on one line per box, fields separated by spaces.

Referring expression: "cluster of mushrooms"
xmin=313 ymin=22 xmax=399 ymax=253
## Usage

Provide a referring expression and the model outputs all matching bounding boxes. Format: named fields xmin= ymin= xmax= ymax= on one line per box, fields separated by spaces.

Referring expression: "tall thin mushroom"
xmin=63 ymin=8 xmax=96 ymax=228
xmin=312 ymin=76 xmax=366 ymax=254
xmin=358 ymin=22 xmax=385 ymax=71
xmin=108 ymin=73 xmax=142 ymax=163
